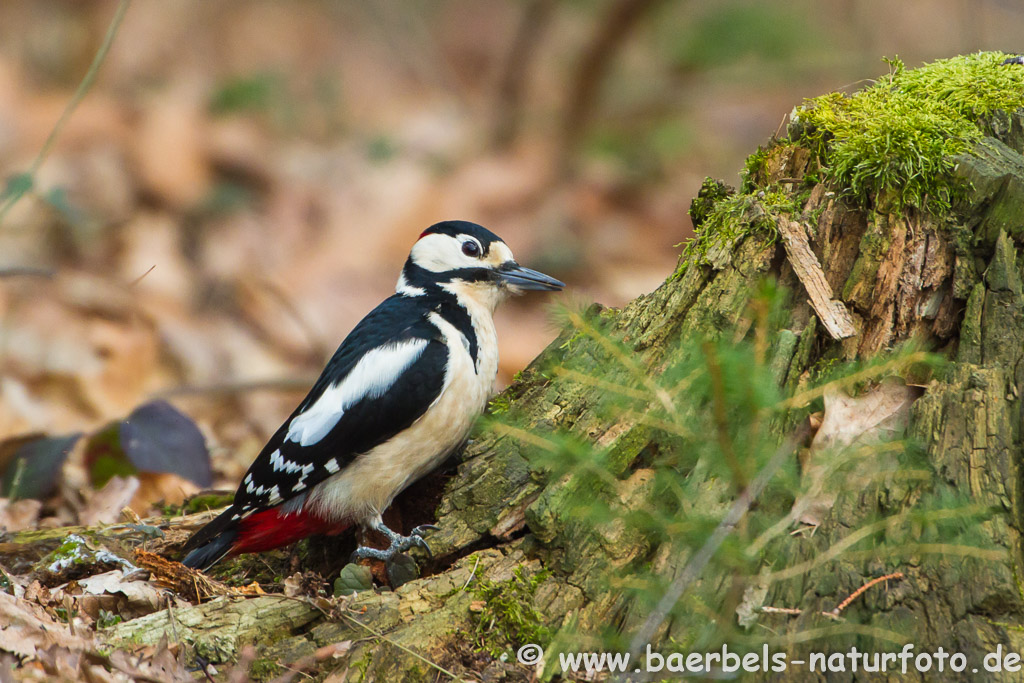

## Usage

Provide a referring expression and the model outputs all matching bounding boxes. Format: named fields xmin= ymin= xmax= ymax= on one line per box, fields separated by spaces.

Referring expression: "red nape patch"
xmin=232 ymin=506 xmax=350 ymax=555
xmin=418 ymin=229 xmax=432 ymax=239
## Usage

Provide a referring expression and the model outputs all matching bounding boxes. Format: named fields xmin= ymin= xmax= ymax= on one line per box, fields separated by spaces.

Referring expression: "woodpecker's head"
xmin=399 ymin=220 xmax=563 ymax=309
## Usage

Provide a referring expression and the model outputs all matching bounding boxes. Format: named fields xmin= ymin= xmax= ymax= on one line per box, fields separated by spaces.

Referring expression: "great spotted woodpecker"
xmin=181 ymin=221 xmax=564 ymax=569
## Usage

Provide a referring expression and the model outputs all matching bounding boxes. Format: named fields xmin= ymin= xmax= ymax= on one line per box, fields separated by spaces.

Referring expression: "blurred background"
xmin=0 ymin=0 xmax=1021 ymax=514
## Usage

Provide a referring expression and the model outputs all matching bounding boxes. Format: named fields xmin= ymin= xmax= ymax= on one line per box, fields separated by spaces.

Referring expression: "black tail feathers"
xmin=180 ymin=507 xmax=238 ymax=570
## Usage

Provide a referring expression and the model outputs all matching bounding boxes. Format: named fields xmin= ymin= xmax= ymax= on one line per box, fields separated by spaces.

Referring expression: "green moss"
xmin=487 ymin=394 xmax=513 ymax=416
xmin=741 ymin=146 xmax=773 ymax=193
xmin=471 ymin=565 xmax=551 ymax=658
xmin=894 ymin=53 xmax=1024 ymax=119
xmin=677 ymin=188 xmax=795 ymax=277
xmin=559 ymin=329 xmax=585 ymax=352
xmin=52 ymin=536 xmax=87 ymax=561
xmin=184 ymin=492 xmax=234 ymax=514
xmin=688 ymin=178 xmax=735 ymax=230
xmin=248 ymin=657 xmax=280 ymax=681
xmin=792 ymin=52 xmax=1024 ymax=213
xmin=179 ymin=492 xmax=234 ymax=515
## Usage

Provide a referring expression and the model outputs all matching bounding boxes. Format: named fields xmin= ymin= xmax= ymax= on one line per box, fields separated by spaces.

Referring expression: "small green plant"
xmin=209 ymin=72 xmax=285 ymax=115
xmin=96 ymin=609 xmax=122 ymax=629
xmin=471 ymin=566 xmax=552 ymax=657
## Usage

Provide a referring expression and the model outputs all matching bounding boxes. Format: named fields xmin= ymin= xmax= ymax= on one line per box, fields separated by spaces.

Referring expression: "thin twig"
xmin=488 ymin=421 xmax=561 ymax=453
xmin=0 ymin=266 xmax=55 ymax=278
xmin=164 ymin=593 xmax=179 ymax=643
xmin=127 ymin=264 xmax=157 ymax=288
xmin=621 ymin=410 xmax=694 ymax=440
xmin=566 ymin=309 xmax=676 ymax=416
xmin=758 ymin=606 xmax=803 ymax=616
xmin=777 ymin=352 xmax=930 ymax=410
xmin=551 ymin=366 xmax=650 ymax=401
xmin=758 ymin=571 xmax=905 ymax=622
xmin=828 ymin=571 xmax=905 ymax=617
xmin=462 ymin=555 xmax=482 ymax=591
xmin=0 ymin=0 xmax=132 ymax=226
xmin=763 ymin=506 xmax=988 ymax=582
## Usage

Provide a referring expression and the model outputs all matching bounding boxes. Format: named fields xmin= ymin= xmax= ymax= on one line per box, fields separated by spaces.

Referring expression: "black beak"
xmin=498 ymin=263 xmax=565 ymax=291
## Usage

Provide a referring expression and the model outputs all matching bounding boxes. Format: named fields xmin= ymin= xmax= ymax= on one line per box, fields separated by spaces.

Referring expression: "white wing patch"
xmin=285 ymin=339 xmax=429 ymax=447
xmin=245 ymin=479 xmax=282 ymax=505
xmin=270 ymin=449 xmax=313 ymax=475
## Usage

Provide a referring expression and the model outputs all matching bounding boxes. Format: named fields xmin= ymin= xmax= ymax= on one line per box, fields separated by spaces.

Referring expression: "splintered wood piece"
xmin=133 ymin=549 xmax=233 ymax=603
xmin=777 ymin=216 xmax=857 ymax=339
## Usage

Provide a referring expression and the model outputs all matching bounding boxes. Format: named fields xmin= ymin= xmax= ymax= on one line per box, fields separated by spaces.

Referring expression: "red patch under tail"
xmin=232 ymin=505 xmax=350 ymax=555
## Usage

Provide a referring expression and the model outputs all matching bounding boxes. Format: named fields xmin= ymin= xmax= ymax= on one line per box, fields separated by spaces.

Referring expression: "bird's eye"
xmin=462 ymin=241 xmax=481 ymax=257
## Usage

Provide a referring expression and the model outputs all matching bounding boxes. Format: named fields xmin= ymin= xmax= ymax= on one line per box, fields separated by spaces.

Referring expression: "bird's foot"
xmin=349 ymin=523 xmax=438 ymax=563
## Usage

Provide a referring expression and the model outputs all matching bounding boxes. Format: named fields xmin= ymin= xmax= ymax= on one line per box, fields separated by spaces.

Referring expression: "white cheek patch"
xmin=411 ymin=233 xmax=491 ymax=272
xmin=285 ymin=339 xmax=429 ymax=446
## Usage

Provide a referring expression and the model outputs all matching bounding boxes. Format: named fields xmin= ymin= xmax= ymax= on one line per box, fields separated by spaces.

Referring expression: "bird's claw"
xmin=349 ymin=522 xmax=438 ymax=563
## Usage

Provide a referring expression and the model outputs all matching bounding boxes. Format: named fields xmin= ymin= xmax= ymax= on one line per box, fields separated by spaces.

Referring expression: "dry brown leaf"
xmin=0 ymin=498 xmax=42 ymax=532
xmin=129 ymin=472 xmax=200 ymax=515
xmin=78 ymin=475 xmax=139 ymax=526
xmin=71 ymin=570 xmax=162 ymax=619
xmin=81 ymin=317 xmax=161 ymax=418
xmin=793 ymin=378 xmax=923 ymax=527
xmin=315 ymin=641 xmax=353 ymax=660
xmin=812 ymin=377 xmax=921 ymax=452
xmin=132 ymin=85 xmax=211 ymax=208
xmin=283 ymin=573 xmax=304 ymax=598
xmin=107 ymin=644 xmax=194 ymax=683
xmin=236 ymin=581 xmax=266 ymax=596
xmin=0 ymin=591 xmax=92 ymax=659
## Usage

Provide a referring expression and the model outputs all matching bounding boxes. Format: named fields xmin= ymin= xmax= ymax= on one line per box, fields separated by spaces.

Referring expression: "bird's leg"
xmin=350 ymin=522 xmax=439 ymax=563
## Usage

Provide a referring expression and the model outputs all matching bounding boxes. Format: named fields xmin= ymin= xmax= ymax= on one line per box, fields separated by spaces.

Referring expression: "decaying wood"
xmin=776 ymin=215 xmax=857 ymax=339
xmin=105 ymin=594 xmax=323 ymax=658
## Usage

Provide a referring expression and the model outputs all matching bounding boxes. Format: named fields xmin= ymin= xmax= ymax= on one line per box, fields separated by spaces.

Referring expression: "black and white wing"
xmin=233 ymin=295 xmax=449 ymax=516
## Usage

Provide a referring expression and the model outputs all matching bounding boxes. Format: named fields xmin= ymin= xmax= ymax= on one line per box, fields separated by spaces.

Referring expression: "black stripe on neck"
xmin=403 ymin=261 xmax=480 ymax=367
